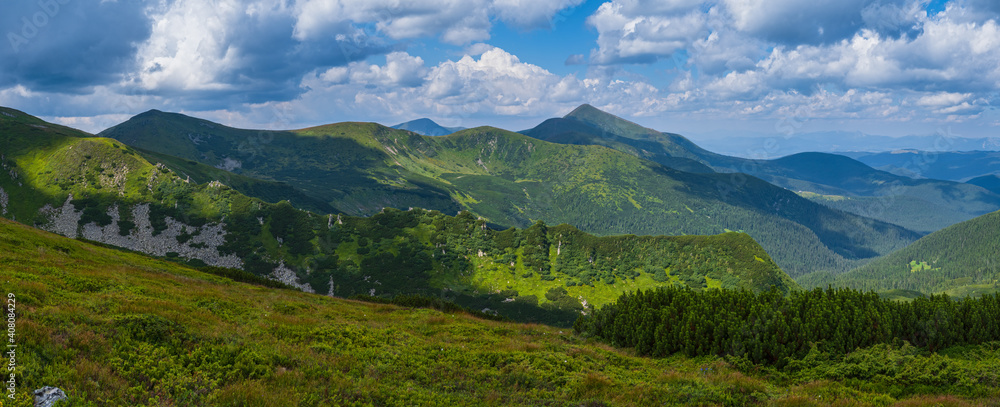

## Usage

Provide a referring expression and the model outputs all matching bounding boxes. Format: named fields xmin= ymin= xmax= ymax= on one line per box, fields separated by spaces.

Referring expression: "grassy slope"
xmin=818 ymin=210 xmax=1000 ymax=296
xmin=99 ymin=111 xmax=919 ymax=277
xmin=1 ymin=107 xmax=796 ymax=326
xmin=100 ymin=111 xmax=464 ymax=216
xmin=0 ymin=107 xmax=264 ymax=241
xmin=133 ymin=147 xmax=339 ymax=215
xmin=3 ymin=217 xmax=998 ymax=406
xmin=527 ymin=105 xmax=1000 ymax=234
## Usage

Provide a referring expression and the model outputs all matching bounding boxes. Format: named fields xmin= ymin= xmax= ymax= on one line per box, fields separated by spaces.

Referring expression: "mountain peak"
xmin=392 ymin=118 xmax=464 ymax=136
xmin=136 ymin=109 xmax=165 ymax=117
xmin=562 ymin=103 xmax=660 ymax=140
xmin=564 ymin=103 xmax=604 ymax=120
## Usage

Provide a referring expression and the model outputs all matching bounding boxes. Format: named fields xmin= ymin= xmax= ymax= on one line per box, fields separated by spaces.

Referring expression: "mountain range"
xmin=694 ymin=130 xmax=1000 ymax=158
xmin=842 ymin=150 xmax=1000 ymax=182
xmin=523 ymin=105 xmax=1000 ymax=234
xmin=98 ymin=106 xmax=922 ymax=278
xmin=5 ymin=102 xmax=1000 ymax=302
xmin=0 ymin=105 xmax=796 ymax=326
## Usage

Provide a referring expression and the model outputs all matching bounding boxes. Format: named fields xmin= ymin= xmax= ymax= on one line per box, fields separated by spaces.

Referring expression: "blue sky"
xmin=2 ymin=0 xmax=1000 ymax=141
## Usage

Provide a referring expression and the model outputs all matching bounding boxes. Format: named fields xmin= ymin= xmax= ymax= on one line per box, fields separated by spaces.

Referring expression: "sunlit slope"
xmin=0 ymin=217 xmax=770 ymax=406
xmin=2 ymin=217 xmax=996 ymax=406
xmin=101 ymin=111 xmax=919 ymax=276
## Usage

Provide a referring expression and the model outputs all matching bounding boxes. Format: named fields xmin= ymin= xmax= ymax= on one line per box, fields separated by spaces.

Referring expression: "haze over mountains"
xmin=695 ymin=130 xmax=1000 ymax=159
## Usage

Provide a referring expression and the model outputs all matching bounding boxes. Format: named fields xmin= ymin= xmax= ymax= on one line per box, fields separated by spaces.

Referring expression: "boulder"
xmin=33 ymin=386 xmax=67 ymax=407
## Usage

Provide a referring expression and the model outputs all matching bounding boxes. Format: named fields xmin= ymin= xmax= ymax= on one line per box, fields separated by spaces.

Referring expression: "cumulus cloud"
xmin=4 ymin=0 xmax=1000 ymax=135
xmin=2 ymin=0 xmax=582 ymax=113
xmin=290 ymin=47 xmax=680 ymax=128
xmin=588 ymin=1 xmax=708 ymax=64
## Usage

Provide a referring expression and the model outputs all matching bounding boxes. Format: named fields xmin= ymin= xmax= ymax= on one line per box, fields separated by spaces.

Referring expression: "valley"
xmin=7 ymin=2 xmax=1000 ymax=405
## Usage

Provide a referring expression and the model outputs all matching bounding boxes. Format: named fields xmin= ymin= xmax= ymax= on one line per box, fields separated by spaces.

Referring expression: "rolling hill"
xmin=99 ymin=109 xmax=920 ymax=277
xmin=523 ymin=105 xmax=1000 ymax=234
xmin=0 ymin=106 xmax=797 ymax=325
xmin=968 ymin=174 xmax=1000 ymax=195
xmin=695 ymin=130 xmax=1000 ymax=158
xmin=5 ymin=216 xmax=995 ymax=406
xmin=845 ymin=150 xmax=1000 ymax=181
xmin=814 ymin=209 xmax=1000 ymax=297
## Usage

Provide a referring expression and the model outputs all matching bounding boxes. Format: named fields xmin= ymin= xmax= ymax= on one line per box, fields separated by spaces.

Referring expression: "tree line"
xmin=574 ymin=286 xmax=1000 ymax=366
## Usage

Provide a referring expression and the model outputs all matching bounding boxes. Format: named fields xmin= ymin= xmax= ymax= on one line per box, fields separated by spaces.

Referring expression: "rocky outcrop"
xmin=0 ymin=186 xmax=8 ymax=215
xmin=37 ymin=195 xmax=83 ymax=238
xmin=270 ymin=261 xmax=315 ymax=293
xmin=33 ymin=386 xmax=67 ymax=407
xmin=39 ymin=200 xmax=242 ymax=269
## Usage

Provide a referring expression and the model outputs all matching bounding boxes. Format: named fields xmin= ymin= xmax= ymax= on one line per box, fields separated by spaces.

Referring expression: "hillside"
xmin=99 ymin=110 xmax=919 ymax=277
xmin=847 ymin=150 xmax=1000 ymax=181
xmin=392 ymin=118 xmax=465 ymax=136
xmin=523 ymin=105 xmax=1000 ymax=233
xmin=0 ymin=107 xmax=796 ymax=326
xmin=818 ymin=210 xmax=1000 ymax=297
xmin=968 ymin=174 xmax=1000 ymax=195
xmin=4 ymin=217 xmax=999 ymax=406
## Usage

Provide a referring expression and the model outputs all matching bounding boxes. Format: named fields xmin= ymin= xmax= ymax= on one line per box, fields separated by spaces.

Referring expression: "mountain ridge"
xmin=524 ymin=104 xmax=1000 ymax=234
xmin=97 ymin=107 xmax=920 ymax=277
xmin=2 ymin=106 xmax=799 ymax=325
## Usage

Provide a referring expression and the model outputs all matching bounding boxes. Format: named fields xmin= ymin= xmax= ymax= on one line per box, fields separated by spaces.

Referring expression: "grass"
xmin=909 ymin=260 xmax=937 ymax=272
xmin=3 ymin=217 xmax=1000 ymax=406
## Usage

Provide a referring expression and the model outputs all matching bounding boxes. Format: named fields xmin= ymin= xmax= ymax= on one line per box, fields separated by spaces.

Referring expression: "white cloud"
xmin=493 ymin=0 xmax=586 ymax=30
xmin=284 ymin=47 xmax=680 ymax=127
xmin=916 ymin=92 xmax=971 ymax=107
xmin=348 ymin=52 xmax=429 ymax=87
xmin=133 ymin=0 xmax=245 ymax=92
xmin=588 ymin=1 xmax=708 ymax=64
xmin=292 ymin=0 xmax=582 ymax=45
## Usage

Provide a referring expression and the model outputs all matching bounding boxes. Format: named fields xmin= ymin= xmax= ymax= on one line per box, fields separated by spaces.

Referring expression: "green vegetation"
xmin=803 ymin=186 xmax=999 ymax=234
xmin=577 ymin=286 xmax=1000 ymax=364
xmin=3 ymin=218 xmax=998 ymax=406
xmin=298 ymin=207 xmax=797 ymax=326
xmin=1 ymin=107 xmax=799 ymax=326
xmin=815 ymin=210 xmax=1000 ymax=295
xmin=99 ymin=108 xmax=920 ymax=277
xmin=795 ymin=191 xmax=848 ymax=201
